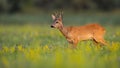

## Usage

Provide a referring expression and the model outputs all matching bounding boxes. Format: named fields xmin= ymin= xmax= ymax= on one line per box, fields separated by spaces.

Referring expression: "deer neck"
xmin=58 ymin=25 xmax=68 ymax=37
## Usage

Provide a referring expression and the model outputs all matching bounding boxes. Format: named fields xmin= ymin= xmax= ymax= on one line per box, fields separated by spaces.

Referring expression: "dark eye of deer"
xmin=56 ymin=22 xmax=58 ymax=23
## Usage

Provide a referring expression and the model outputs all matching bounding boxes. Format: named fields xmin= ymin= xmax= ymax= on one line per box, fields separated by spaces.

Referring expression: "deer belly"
xmin=78 ymin=34 xmax=93 ymax=40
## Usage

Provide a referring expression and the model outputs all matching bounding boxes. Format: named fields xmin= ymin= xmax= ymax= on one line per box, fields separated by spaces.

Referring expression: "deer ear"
xmin=51 ymin=14 xmax=56 ymax=20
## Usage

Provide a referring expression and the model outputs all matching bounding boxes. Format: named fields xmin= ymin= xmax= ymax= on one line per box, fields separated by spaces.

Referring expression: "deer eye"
xmin=56 ymin=22 xmax=58 ymax=23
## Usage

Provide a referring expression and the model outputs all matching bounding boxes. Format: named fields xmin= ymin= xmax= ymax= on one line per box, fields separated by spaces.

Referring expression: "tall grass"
xmin=0 ymin=24 xmax=120 ymax=68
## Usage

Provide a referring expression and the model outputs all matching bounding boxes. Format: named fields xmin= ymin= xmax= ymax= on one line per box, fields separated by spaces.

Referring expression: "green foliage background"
xmin=0 ymin=0 xmax=120 ymax=68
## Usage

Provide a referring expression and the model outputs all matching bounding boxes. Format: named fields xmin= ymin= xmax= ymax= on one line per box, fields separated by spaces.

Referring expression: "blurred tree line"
xmin=0 ymin=0 xmax=120 ymax=13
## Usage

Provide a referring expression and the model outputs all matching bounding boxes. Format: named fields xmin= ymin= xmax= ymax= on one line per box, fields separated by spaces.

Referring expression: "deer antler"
xmin=59 ymin=10 xmax=63 ymax=18
xmin=54 ymin=11 xmax=57 ymax=17
xmin=53 ymin=10 xmax=63 ymax=18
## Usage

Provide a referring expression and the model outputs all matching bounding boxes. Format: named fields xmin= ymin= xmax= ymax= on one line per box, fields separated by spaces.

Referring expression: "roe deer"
xmin=51 ymin=11 xmax=107 ymax=48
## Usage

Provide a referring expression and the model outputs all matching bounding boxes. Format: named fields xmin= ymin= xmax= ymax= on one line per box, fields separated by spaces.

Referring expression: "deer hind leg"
xmin=93 ymin=31 xmax=107 ymax=46
xmin=93 ymin=37 xmax=107 ymax=46
xmin=93 ymin=39 xmax=99 ymax=45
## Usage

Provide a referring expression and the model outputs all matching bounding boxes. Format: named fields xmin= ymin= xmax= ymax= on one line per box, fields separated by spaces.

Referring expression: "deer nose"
xmin=51 ymin=25 xmax=54 ymax=28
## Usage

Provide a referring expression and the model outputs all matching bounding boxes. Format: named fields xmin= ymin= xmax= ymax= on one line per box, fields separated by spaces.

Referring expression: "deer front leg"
xmin=66 ymin=36 xmax=79 ymax=48
xmin=72 ymin=40 xmax=78 ymax=48
xmin=67 ymin=38 xmax=74 ymax=48
xmin=67 ymin=39 xmax=78 ymax=48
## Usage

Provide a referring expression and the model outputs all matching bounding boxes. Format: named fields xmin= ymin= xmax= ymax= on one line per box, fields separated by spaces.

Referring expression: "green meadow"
xmin=0 ymin=12 xmax=120 ymax=68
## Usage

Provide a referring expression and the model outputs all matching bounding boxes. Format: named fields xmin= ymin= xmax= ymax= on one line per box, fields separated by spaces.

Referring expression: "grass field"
xmin=0 ymin=13 xmax=120 ymax=68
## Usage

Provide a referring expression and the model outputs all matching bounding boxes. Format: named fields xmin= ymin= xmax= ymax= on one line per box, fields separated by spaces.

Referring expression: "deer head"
xmin=51 ymin=11 xmax=63 ymax=29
